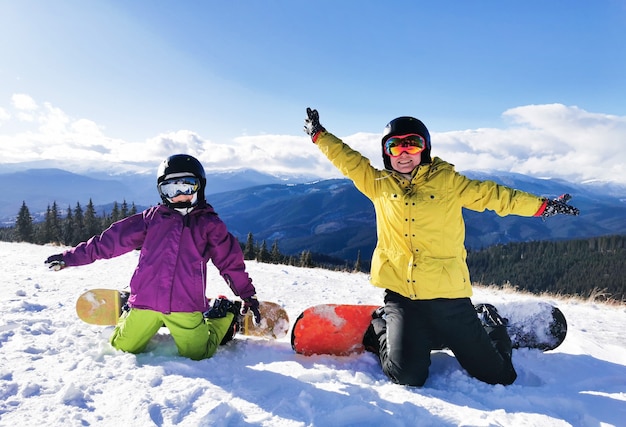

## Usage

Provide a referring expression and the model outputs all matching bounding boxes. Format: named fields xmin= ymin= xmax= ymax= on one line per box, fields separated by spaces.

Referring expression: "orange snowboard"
xmin=292 ymin=302 xmax=568 ymax=355
xmin=291 ymin=304 xmax=379 ymax=356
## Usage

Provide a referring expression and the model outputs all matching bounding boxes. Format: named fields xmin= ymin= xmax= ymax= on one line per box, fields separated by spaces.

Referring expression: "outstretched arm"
xmin=303 ymin=107 xmax=383 ymax=198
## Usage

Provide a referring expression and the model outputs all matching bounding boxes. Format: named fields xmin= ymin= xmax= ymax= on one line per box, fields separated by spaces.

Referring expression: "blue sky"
xmin=1 ymin=1 xmax=625 ymax=184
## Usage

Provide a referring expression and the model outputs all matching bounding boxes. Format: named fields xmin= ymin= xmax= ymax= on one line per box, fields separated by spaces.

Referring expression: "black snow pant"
xmin=371 ymin=290 xmax=517 ymax=387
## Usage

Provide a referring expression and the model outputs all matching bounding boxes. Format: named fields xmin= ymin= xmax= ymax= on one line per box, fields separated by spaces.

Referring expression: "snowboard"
xmin=76 ymin=289 xmax=290 ymax=340
xmin=291 ymin=301 xmax=567 ymax=356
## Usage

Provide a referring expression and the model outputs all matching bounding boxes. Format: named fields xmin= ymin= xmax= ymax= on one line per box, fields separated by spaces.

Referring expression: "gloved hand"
xmin=45 ymin=254 xmax=66 ymax=271
xmin=303 ymin=107 xmax=326 ymax=141
xmin=241 ymin=295 xmax=261 ymax=324
xmin=542 ymin=194 xmax=580 ymax=218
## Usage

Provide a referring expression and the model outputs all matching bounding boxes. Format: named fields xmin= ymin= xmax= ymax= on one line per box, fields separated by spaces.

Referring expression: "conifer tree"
xmin=257 ymin=240 xmax=270 ymax=263
xmin=299 ymin=250 xmax=313 ymax=268
xmin=72 ymin=202 xmax=85 ymax=244
xmin=84 ymin=199 xmax=100 ymax=238
xmin=110 ymin=201 xmax=120 ymax=224
xmin=37 ymin=203 xmax=61 ymax=244
xmin=15 ymin=201 xmax=34 ymax=242
xmin=49 ymin=201 xmax=62 ymax=243
xmin=243 ymin=232 xmax=256 ymax=260
xmin=121 ymin=200 xmax=129 ymax=218
xmin=62 ymin=206 xmax=73 ymax=245
xmin=270 ymin=240 xmax=282 ymax=264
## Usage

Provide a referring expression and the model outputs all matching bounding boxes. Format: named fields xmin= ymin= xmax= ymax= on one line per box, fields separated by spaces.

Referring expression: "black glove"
xmin=303 ymin=107 xmax=326 ymax=140
xmin=45 ymin=254 xmax=66 ymax=271
xmin=241 ymin=295 xmax=261 ymax=324
xmin=204 ymin=297 xmax=240 ymax=319
xmin=542 ymin=194 xmax=580 ymax=218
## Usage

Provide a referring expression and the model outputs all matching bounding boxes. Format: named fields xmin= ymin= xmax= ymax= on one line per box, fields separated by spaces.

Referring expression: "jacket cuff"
xmin=534 ymin=199 xmax=548 ymax=217
xmin=312 ymin=130 xmax=325 ymax=143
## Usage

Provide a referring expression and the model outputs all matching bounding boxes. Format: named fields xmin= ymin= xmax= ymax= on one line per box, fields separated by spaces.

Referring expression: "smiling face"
xmin=390 ymin=151 xmax=422 ymax=174
xmin=381 ymin=117 xmax=432 ymax=171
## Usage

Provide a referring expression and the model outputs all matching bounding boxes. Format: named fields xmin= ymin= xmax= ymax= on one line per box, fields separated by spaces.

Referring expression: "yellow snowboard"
xmin=75 ymin=289 xmax=290 ymax=340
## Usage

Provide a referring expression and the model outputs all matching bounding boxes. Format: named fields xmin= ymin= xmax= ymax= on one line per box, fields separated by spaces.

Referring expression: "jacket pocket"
xmin=415 ymin=257 xmax=468 ymax=297
xmin=370 ymin=248 xmax=404 ymax=287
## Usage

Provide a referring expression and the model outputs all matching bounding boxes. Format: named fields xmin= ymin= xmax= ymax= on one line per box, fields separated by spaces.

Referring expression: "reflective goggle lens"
xmin=384 ymin=134 xmax=426 ymax=157
xmin=158 ymin=177 xmax=200 ymax=198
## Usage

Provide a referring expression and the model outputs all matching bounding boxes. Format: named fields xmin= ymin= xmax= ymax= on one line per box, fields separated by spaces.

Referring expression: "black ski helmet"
xmin=381 ymin=116 xmax=431 ymax=170
xmin=157 ymin=154 xmax=207 ymax=208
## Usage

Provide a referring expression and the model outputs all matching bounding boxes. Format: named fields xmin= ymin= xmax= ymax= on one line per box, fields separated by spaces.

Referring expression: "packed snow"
xmin=1 ymin=241 xmax=625 ymax=426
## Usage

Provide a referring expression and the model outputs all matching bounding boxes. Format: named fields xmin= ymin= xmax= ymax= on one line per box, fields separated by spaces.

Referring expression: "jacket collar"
xmin=386 ymin=157 xmax=455 ymax=196
xmin=160 ymin=200 xmax=216 ymax=216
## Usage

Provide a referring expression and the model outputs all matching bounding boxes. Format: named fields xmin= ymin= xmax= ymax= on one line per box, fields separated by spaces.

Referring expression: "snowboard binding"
xmin=204 ymin=296 xmax=242 ymax=345
xmin=475 ymin=303 xmax=508 ymax=329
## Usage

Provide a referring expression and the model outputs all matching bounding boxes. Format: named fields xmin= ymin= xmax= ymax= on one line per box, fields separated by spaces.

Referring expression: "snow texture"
xmin=1 ymin=242 xmax=625 ymax=426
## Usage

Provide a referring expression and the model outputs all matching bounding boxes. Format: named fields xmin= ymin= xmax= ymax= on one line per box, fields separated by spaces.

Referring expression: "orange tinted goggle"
xmin=384 ymin=134 xmax=427 ymax=157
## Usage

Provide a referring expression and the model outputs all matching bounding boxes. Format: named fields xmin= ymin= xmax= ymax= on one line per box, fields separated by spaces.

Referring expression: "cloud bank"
xmin=1 ymin=95 xmax=624 ymax=184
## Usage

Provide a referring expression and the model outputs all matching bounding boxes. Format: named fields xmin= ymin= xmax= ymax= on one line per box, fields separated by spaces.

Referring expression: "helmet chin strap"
xmin=175 ymin=206 xmax=194 ymax=216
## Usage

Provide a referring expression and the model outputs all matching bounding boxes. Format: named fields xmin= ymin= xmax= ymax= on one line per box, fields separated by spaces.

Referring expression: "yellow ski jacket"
xmin=316 ymin=131 xmax=546 ymax=300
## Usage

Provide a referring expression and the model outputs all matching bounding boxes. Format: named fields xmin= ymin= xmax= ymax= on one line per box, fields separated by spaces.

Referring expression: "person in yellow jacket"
xmin=303 ymin=108 xmax=579 ymax=387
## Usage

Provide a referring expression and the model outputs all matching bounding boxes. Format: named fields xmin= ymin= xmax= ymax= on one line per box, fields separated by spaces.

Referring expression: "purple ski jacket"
xmin=62 ymin=202 xmax=256 ymax=313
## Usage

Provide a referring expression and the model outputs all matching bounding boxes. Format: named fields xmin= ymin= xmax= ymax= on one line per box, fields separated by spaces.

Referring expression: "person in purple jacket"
xmin=45 ymin=154 xmax=261 ymax=360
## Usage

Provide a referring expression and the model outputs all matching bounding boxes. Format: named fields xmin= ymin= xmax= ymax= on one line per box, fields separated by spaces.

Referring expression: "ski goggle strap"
xmin=158 ymin=176 xmax=200 ymax=198
xmin=384 ymin=134 xmax=427 ymax=157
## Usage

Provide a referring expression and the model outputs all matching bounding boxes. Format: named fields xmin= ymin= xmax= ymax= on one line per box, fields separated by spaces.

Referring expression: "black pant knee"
xmin=383 ymin=356 xmax=430 ymax=387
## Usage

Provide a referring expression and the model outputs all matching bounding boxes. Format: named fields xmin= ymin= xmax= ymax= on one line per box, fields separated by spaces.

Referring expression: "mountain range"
xmin=0 ymin=167 xmax=315 ymax=223
xmin=3 ymin=166 xmax=625 ymax=261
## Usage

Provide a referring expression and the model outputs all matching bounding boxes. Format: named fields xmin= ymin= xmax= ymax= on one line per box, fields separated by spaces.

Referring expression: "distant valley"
xmin=3 ymin=167 xmax=625 ymax=261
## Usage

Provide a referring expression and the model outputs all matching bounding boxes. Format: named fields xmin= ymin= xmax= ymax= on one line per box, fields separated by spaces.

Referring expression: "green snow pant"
xmin=109 ymin=308 xmax=234 ymax=360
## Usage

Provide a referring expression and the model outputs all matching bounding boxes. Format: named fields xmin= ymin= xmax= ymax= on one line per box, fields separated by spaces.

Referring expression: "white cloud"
xmin=0 ymin=97 xmax=123 ymax=163
xmin=118 ymin=130 xmax=210 ymax=164
xmin=0 ymin=107 xmax=9 ymax=123
xmin=38 ymin=102 xmax=71 ymax=135
xmin=71 ymin=118 xmax=106 ymax=138
xmin=11 ymin=94 xmax=38 ymax=111
xmin=0 ymin=96 xmax=625 ymax=185
xmin=432 ymin=104 xmax=626 ymax=184
xmin=225 ymin=134 xmax=343 ymax=176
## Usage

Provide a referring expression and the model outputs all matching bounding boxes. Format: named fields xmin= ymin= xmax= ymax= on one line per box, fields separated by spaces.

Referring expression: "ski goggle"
xmin=158 ymin=176 xmax=200 ymax=198
xmin=384 ymin=134 xmax=427 ymax=157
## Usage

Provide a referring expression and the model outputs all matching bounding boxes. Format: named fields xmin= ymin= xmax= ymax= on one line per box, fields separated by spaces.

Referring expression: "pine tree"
xmin=36 ymin=204 xmax=57 ymax=244
xmin=257 ymin=240 xmax=270 ymax=263
xmin=62 ymin=206 xmax=73 ymax=245
xmin=243 ymin=232 xmax=256 ymax=260
xmin=15 ymin=201 xmax=34 ymax=242
xmin=110 ymin=201 xmax=120 ymax=223
xmin=120 ymin=200 xmax=129 ymax=218
xmin=72 ymin=202 xmax=85 ymax=244
xmin=49 ymin=201 xmax=62 ymax=243
xmin=299 ymin=250 xmax=313 ymax=268
xmin=270 ymin=240 xmax=282 ymax=264
xmin=84 ymin=199 xmax=100 ymax=238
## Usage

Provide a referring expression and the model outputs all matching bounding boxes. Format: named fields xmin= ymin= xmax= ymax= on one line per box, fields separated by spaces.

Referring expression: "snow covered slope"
xmin=1 ymin=242 xmax=624 ymax=426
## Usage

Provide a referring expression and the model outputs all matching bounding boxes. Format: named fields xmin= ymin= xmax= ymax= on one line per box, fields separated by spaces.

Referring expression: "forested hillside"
xmin=6 ymin=198 xmax=625 ymax=302
xmin=467 ymin=235 xmax=626 ymax=302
